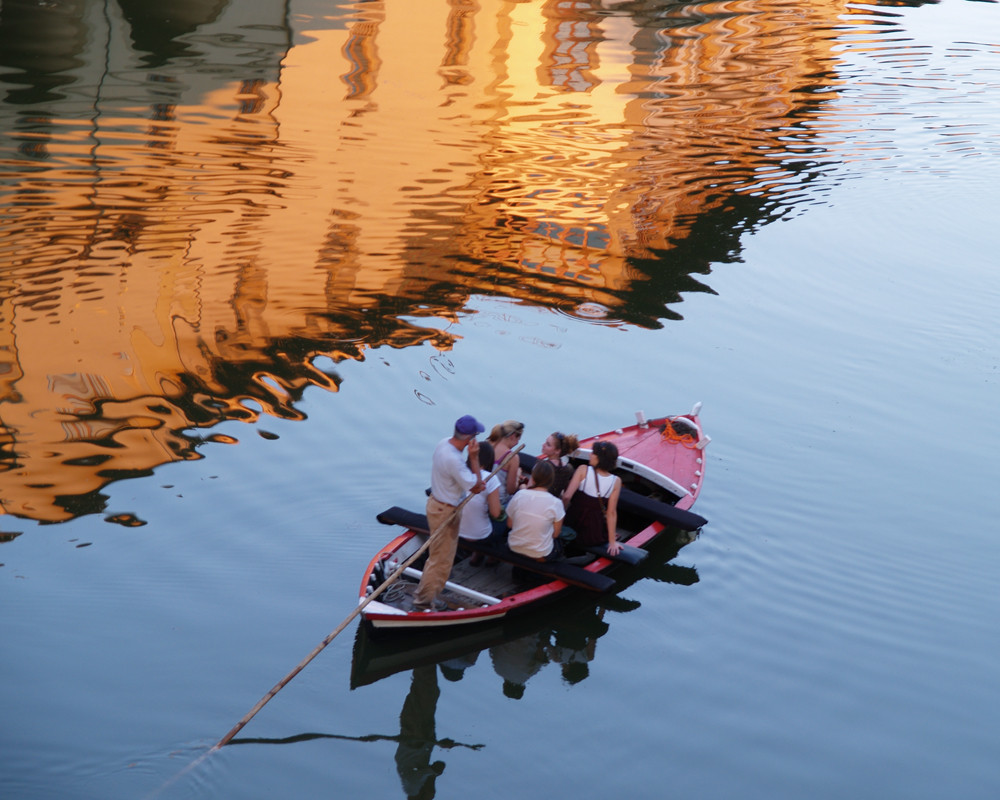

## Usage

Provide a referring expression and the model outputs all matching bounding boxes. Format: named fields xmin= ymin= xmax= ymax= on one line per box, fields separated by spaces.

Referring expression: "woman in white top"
xmin=506 ymin=460 xmax=566 ymax=561
xmin=459 ymin=441 xmax=504 ymax=544
xmin=562 ymin=441 xmax=622 ymax=556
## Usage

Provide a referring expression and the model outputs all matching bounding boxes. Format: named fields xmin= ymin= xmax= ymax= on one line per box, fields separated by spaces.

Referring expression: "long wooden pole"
xmin=215 ymin=442 xmax=523 ymax=749
xmin=148 ymin=443 xmax=523 ymax=798
xmin=147 ymin=444 xmax=524 ymax=798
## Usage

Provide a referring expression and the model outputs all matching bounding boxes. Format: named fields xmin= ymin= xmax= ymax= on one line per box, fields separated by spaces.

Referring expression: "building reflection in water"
xmin=0 ymin=0 xmax=865 ymax=521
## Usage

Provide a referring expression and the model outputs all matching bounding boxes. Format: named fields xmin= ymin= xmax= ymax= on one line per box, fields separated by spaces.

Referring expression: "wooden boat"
xmin=351 ymin=540 xmax=700 ymax=688
xmin=358 ymin=406 xmax=709 ymax=632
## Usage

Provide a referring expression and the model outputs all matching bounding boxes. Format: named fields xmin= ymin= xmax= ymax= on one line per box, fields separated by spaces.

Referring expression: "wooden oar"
xmin=215 ymin=443 xmax=523 ymax=748
xmin=146 ymin=444 xmax=522 ymax=798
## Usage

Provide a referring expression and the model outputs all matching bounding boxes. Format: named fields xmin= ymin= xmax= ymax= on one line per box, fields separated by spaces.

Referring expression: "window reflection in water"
xmin=0 ymin=0 xmax=864 ymax=521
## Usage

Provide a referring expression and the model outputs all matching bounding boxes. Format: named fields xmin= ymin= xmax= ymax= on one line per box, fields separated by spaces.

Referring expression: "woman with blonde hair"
xmin=488 ymin=419 xmax=524 ymax=505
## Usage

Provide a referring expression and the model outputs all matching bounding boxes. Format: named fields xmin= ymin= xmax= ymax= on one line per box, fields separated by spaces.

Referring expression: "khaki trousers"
xmin=413 ymin=495 xmax=461 ymax=607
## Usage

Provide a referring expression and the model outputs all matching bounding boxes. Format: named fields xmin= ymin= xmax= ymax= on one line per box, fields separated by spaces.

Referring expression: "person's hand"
xmin=607 ymin=540 xmax=622 ymax=556
xmin=468 ymin=438 xmax=480 ymax=457
xmin=471 ymin=479 xmax=485 ymax=494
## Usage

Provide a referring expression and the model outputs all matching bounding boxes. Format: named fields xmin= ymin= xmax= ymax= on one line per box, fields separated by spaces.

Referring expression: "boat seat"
xmin=582 ymin=542 xmax=646 ymax=565
xmin=376 ymin=506 xmax=615 ymax=593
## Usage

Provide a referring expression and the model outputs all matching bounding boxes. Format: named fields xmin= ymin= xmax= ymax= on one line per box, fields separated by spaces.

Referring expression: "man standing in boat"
xmin=413 ymin=415 xmax=486 ymax=611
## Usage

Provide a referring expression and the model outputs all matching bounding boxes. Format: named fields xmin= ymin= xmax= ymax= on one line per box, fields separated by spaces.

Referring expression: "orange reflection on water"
xmin=0 ymin=0 xmax=854 ymax=521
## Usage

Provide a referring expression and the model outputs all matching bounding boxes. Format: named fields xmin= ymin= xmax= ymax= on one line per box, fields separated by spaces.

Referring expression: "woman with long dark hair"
xmin=561 ymin=440 xmax=622 ymax=556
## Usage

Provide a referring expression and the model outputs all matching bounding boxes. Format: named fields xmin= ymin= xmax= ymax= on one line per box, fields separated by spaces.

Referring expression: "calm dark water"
xmin=2 ymin=1 xmax=999 ymax=798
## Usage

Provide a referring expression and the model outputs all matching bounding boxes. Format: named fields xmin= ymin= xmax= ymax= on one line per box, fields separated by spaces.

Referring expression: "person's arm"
xmin=561 ymin=464 xmax=586 ymax=508
xmin=605 ymin=478 xmax=623 ymax=555
xmin=466 ymin=439 xmax=485 ymax=493
xmin=552 ymin=500 xmax=565 ymax=540
xmin=487 ymin=487 xmax=502 ymax=519
xmin=503 ymin=453 xmax=520 ymax=497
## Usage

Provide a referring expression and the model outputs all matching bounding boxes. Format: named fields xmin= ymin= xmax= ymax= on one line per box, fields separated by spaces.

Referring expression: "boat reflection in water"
xmin=230 ymin=664 xmax=476 ymax=799
xmin=350 ymin=529 xmax=699 ymax=689
xmin=363 ymin=531 xmax=698 ymax=797
xmin=225 ymin=531 xmax=696 ymax=798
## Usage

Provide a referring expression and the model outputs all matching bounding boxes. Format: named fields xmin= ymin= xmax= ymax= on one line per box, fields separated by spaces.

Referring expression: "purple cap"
xmin=455 ymin=415 xmax=485 ymax=435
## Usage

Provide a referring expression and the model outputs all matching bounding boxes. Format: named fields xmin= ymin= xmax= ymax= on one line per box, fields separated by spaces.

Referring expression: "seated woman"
xmin=539 ymin=430 xmax=579 ymax=499
xmin=487 ymin=419 xmax=524 ymax=505
xmin=505 ymin=460 xmax=566 ymax=562
xmin=562 ymin=441 xmax=623 ymax=556
xmin=459 ymin=441 xmax=506 ymax=563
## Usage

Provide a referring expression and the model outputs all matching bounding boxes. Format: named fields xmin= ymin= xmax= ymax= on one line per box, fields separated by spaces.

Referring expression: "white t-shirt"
xmin=506 ymin=488 xmax=565 ymax=559
xmin=429 ymin=437 xmax=478 ymax=506
xmin=459 ymin=469 xmax=501 ymax=540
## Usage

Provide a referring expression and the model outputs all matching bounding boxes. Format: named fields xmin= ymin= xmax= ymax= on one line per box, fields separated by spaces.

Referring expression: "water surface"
xmin=1 ymin=1 xmax=999 ymax=798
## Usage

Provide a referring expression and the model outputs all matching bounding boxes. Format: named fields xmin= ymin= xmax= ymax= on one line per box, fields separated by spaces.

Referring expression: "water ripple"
xmin=2 ymin=0 xmax=998 ymax=525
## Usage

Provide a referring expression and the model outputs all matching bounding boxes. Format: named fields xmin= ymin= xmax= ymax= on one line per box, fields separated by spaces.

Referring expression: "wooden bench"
xmin=376 ymin=507 xmax=616 ymax=593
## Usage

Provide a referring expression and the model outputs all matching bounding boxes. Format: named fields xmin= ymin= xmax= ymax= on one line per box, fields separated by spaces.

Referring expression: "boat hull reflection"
xmin=351 ymin=530 xmax=699 ymax=690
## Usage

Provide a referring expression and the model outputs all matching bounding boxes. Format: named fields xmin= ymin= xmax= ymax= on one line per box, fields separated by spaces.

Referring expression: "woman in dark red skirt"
xmin=561 ymin=440 xmax=623 ymax=556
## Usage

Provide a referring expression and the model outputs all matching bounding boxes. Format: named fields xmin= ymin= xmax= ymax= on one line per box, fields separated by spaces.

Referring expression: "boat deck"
xmin=379 ymin=558 xmax=512 ymax=612
xmin=384 ymin=547 xmax=603 ymax=613
xmin=448 ymin=555 xmax=518 ymax=598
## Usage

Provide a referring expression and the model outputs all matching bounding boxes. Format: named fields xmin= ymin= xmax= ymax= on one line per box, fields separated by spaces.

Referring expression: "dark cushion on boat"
xmin=582 ymin=542 xmax=646 ymax=565
xmin=618 ymin=489 xmax=707 ymax=531
xmin=377 ymin=506 xmax=429 ymax=531
xmin=486 ymin=544 xmax=616 ymax=592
